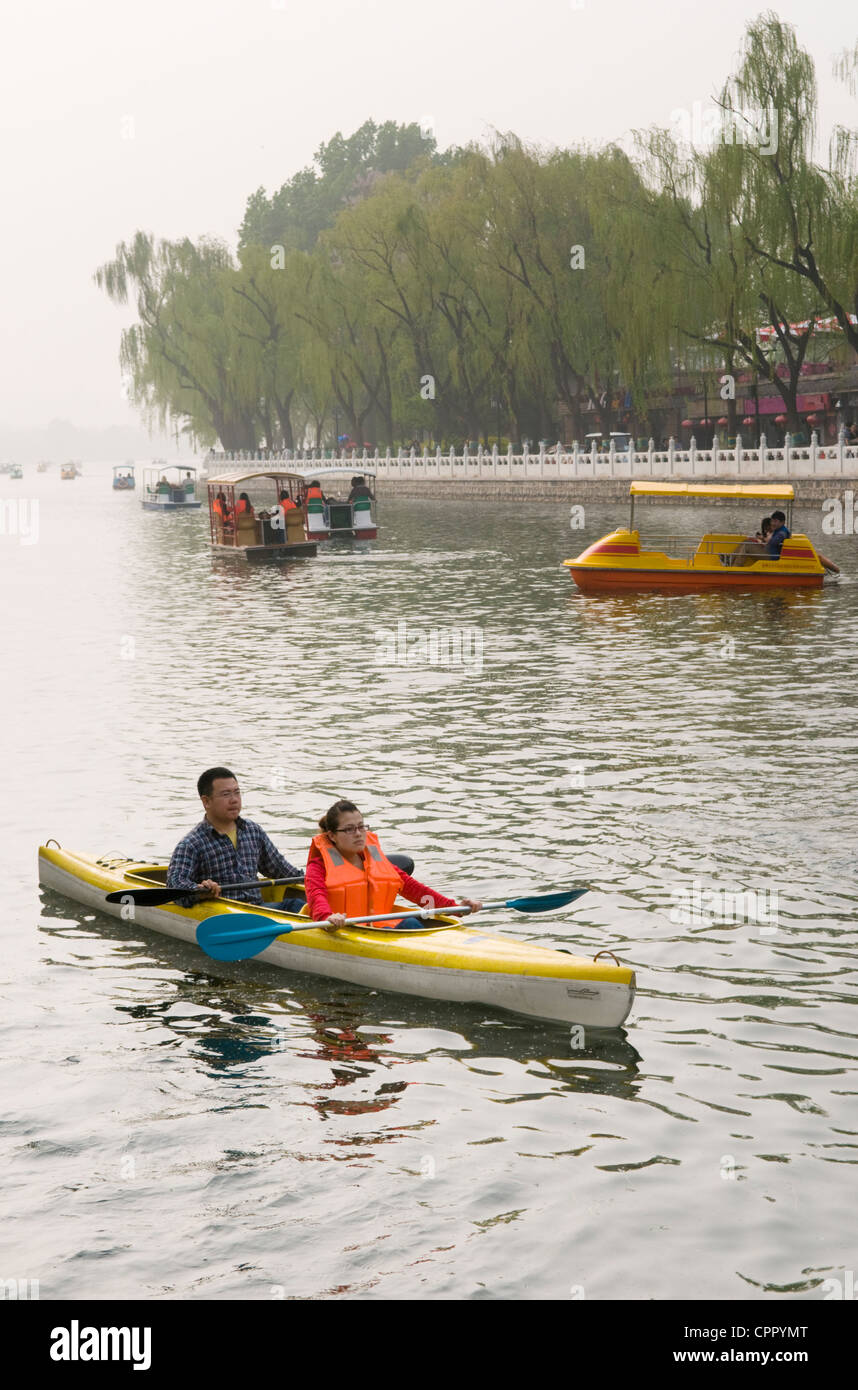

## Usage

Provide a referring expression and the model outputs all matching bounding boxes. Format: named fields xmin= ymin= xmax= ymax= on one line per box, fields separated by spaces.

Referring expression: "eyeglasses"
xmin=335 ymin=823 xmax=368 ymax=835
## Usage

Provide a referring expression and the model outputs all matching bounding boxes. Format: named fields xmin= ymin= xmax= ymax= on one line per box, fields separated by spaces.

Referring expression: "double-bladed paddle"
xmin=196 ymin=887 xmax=589 ymax=962
xmin=104 ymin=877 xmax=303 ymax=906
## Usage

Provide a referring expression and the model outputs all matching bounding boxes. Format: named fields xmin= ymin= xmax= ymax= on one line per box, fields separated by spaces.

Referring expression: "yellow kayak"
xmin=37 ymin=844 xmax=635 ymax=1028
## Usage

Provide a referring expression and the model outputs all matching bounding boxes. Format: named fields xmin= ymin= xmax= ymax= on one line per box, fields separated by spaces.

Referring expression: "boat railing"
xmin=639 ymin=534 xmax=762 ymax=563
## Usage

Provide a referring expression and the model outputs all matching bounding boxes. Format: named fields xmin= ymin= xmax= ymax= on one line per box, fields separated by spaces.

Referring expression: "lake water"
xmin=2 ymin=464 xmax=856 ymax=1301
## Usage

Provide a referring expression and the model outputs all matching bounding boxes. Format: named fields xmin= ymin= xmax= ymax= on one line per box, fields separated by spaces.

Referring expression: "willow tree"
xmin=95 ymin=233 xmax=260 ymax=450
xmin=322 ymin=161 xmax=500 ymax=442
xmin=722 ymin=12 xmax=858 ymax=356
xmin=482 ymin=140 xmax=669 ymax=441
xmin=293 ymin=249 xmax=396 ymax=447
xmin=638 ymin=119 xmax=827 ymax=437
xmin=229 ymin=244 xmax=314 ymax=450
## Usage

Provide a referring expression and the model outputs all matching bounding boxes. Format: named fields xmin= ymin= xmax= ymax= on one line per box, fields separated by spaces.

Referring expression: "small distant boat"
xmin=60 ymin=464 xmax=77 ymax=480
xmin=36 ymin=460 xmax=51 ymax=473
xmin=564 ymin=483 xmax=830 ymax=592
xmin=112 ymin=463 xmax=135 ymax=490
xmin=9 ymin=464 xmax=23 ymax=480
xmin=141 ymin=463 xmax=201 ymax=510
xmin=0 ymin=462 xmax=13 ymax=475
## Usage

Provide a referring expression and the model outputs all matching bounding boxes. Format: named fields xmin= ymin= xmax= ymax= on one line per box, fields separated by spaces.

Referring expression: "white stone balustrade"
xmin=203 ymin=433 xmax=858 ymax=480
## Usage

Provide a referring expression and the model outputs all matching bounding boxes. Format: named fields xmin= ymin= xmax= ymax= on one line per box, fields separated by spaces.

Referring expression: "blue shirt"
xmin=767 ymin=525 xmax=790 ymax=557
xmin=167 ymin=817 xmax=303 ymax=905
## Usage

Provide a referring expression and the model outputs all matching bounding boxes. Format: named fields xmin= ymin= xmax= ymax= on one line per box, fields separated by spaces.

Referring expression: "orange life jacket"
xmin=212 ymin=497 xmax=224 ymax=518
xmin=236 ymin=498 xmax=252 ymax=516
xmin=280 ymin=498 xmax=297 ymax=512
xmin=308 ymin=830 xmax=403 ymax=924
xmin=305 ymin=486 xmax=323 ymax=500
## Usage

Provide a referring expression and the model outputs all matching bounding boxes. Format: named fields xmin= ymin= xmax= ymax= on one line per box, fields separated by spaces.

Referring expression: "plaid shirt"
xmin=167 ymin=817 xmax=303 ymax=905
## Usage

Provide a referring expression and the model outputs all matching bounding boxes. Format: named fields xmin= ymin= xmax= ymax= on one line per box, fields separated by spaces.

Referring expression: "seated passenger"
xmin=167 ymin=766 xmax=305 ymax=910
xmin=235 ymin=491 xmax=254 ymax=518
xmin=729 ymin=513 xmax=786 ymax=567
xmin=347 ymin=475 xmax=373 ymax=502
xmin=766 ymin=510 xmax=791 ymax=557
xmin=305 ymin=799 xmax=482 ymax=931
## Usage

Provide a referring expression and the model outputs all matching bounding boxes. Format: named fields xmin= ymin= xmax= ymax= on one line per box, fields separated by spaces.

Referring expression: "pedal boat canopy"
xmin=563 ymin=482 xmax=826 ymax=592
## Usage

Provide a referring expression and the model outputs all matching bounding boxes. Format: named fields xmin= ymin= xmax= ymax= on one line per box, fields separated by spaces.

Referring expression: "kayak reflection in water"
xmin=305 ymin=799 xmax=482 ymax=931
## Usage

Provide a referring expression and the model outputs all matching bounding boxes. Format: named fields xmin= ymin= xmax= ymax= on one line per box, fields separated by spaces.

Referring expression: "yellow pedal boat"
xmin=564 ymin=483 xmax=828 ymax=593
xmin=37 ymin=844 xmax=635 ymax=1028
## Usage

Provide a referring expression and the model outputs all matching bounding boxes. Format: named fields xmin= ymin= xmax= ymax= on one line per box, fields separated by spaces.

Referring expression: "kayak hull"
xmin=37 ymin=845 xmax=635 ymax=1028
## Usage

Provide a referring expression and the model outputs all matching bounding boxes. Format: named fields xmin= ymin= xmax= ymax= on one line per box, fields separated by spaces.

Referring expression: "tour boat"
xmin=564 ymin=483 xmax=827 ymax=592
xmin=60 ymin=462 xmax=81 ymax=479
xmin=292 ymin=466 xmax=378 ymax=541
xmin=112 ymin=464 xmax=135 ymax=490
xmin=37 ymin=843 xmax=635 ymax=1028
xmin=206 ymin=470 xmax=317 ymax=561
xmin=142 ymin=464 xmax=201 ymax=511
xmin=9 ymin=464 xmax=23 ymax=479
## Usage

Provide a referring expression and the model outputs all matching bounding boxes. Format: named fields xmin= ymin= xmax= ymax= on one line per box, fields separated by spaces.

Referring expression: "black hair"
xmin=318 ymin=799 xmax=359 ymax=833
xmin=239 ymin=491 xmax=251 ymax=502
xmin=770 ymin=510 xmax=786 ymax=523
xmin=198 ymin=766 xmax=236 ymax=799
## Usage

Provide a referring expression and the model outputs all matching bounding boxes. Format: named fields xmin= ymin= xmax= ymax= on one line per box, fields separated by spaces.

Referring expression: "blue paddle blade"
xmin=505 ymin=889 xmax=588 ymax=912
xmin=196 ymin=913 xmax=295 ymax=962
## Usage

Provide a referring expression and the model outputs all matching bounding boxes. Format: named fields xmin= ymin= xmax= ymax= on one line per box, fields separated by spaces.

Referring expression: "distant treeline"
xmin=96 ymin=15 xmax=858 ymax=451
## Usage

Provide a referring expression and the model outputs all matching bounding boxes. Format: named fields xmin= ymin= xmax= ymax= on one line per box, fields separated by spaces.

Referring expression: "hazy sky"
xmin=1 ymin=0 xmax=855 ymax=435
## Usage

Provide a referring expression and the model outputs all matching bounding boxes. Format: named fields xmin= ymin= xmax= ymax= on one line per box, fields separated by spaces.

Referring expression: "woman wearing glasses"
xmin=306 ymin=799 xmax=482 ymax=930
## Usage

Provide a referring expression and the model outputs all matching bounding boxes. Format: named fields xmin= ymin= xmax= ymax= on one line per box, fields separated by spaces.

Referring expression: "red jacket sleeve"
xmin=305 ymin=858 xmax=332 ymax=920
xmin=395 ymin=869 xmax=456 ymax=910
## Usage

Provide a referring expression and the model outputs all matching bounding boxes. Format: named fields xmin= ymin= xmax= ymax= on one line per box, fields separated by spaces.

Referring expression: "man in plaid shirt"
xmin=167 ymin=767 xmax=305 ymax=910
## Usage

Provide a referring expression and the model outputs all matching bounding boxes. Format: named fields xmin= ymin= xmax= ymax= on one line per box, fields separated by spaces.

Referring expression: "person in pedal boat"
xmin=167 ymin=767 xmax=305 ymax=909
xmin=305 ymin=799 xmax=482 ymax=931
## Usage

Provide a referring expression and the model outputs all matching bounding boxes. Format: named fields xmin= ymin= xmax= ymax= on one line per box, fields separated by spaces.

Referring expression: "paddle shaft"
xmin=105 ymin=877 xmax=303 ymax=905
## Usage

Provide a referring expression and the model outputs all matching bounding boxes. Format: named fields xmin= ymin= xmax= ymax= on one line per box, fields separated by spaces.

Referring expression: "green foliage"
xmin=97 ymin=17 xmax=858 ymax=451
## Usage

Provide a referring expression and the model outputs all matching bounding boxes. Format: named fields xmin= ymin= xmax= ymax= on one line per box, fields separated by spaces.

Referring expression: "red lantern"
xmin=717 ymin=416 xmax=728 ymax=426
xmin=681 ymin=418 xmax=693 ymax=427
xmin=742 ymin=416 xmax=754 ymax=425
xmin=806 ymin=413 xmax=819 ymax=424
xmin=775 ymin=414 xmax=786 ymax=424
xmin=700 ymin=418 xmax=710 ymax=427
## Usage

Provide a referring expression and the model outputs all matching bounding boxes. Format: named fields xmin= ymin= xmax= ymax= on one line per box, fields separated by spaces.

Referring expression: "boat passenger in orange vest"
xmin=235 ymin=491 xmax=254 ymax=517
xmin=305 ymin=799 xmax=482 ymax=931
xmin=304 ymin=481 xmax=323 ymax=501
